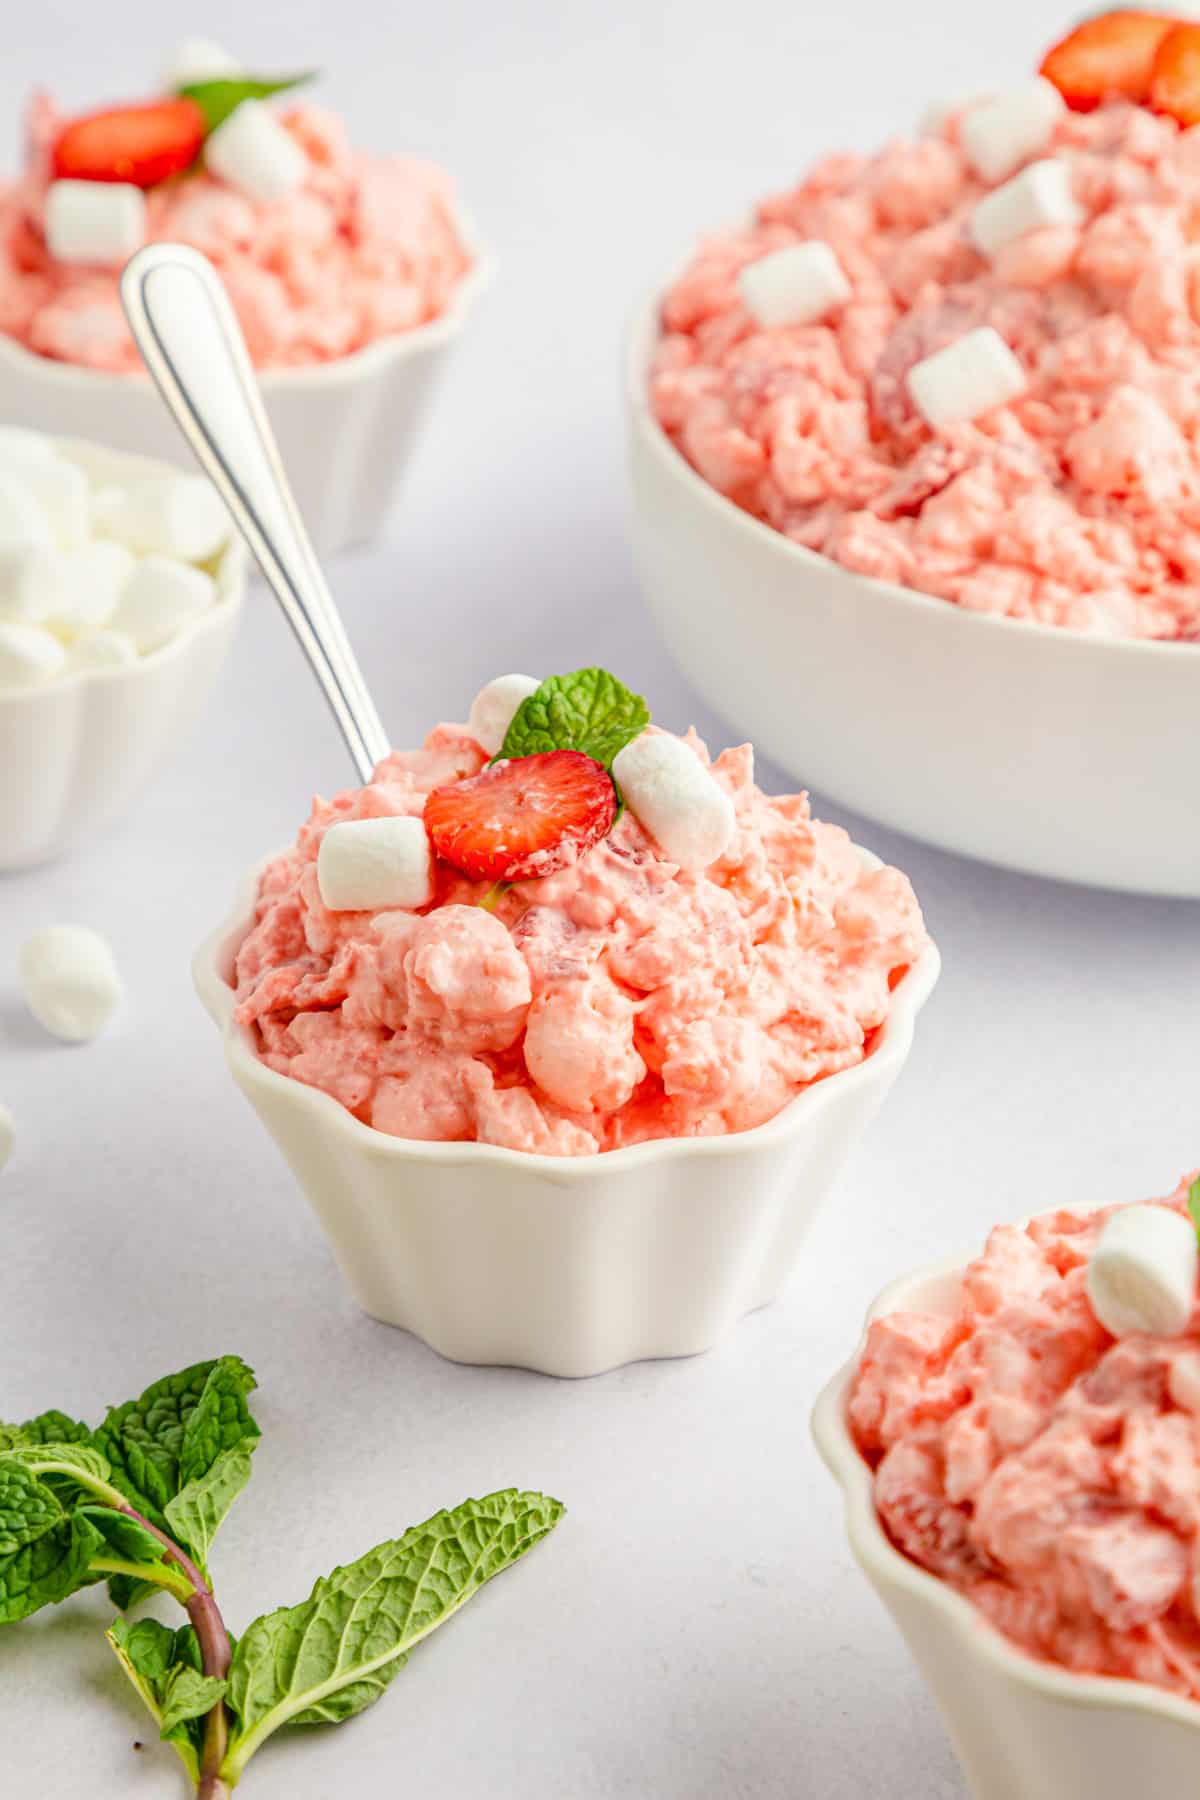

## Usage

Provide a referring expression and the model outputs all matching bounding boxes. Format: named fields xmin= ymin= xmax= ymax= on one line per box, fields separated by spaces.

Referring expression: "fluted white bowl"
xmin=812 ymin=1245 xmax=1200 ymax=1800
xmin=0 ymin=436 xmax=246 ymax=872
xmin=195 ymin=850 xmax=940 ymax=1378
xmin=626 ymin=295 xmax=1200 ymax=897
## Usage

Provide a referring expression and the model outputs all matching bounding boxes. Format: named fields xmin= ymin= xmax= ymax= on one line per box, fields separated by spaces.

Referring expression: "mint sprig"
xmin=0 ymin=1360 xmax=563 ymax=1798
xmin=179 ymin=73 xmax=315 ymax=134
xmin=496 ymin=667 xmax=650 ymax=770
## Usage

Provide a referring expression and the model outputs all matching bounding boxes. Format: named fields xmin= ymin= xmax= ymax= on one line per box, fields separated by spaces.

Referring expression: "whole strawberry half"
xmin=53 ymin=98 xmax=208 ymax=187
xmin=425 ymin=749 xmax=617 ymax=883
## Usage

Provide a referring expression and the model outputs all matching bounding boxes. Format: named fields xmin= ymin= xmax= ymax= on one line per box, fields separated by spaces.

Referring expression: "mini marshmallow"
xmin=317 ymin=817 xmax=435 ymax=913
xmin=44 ymin=179 xmax=146 ymax=268
xmin=97 ymin=476 xmax=230 ymax=562
xmin=611 ymin=731 xmax=736 ymax=869
xmin=0 ymin=545 xmax=53 ymax=624
xmin=204 ymin=101 xmax=308 ymax=204
xmin=164 ymin=36 xmax=243 ymax=89
xmin=0 ymin=454 xmax=90 ymax=548
xmin=19 ymin=925 xmax=122 ymax=1044
xmin=42 ymin=541 xmax=137 ymax=636
xmin=960 ymin=78 xmax=1065 ymax=185
xmin=737 ymin=242 xmax=851 ymax=329
xmin=468 ymin=673 xmax=541 ymax=756
xmin=0 ymin=1103 xmax=12 ymax=1173
xmin=65 ymin=628 xmax=139 ymax=673
xmin=111 ymin=556 xmax=216 ymax=652
xmin=919 ymin=93 xmax=987 ymax=136
xmin=1087 ymin=1205 xmax=1199 ymax=1339
xmin=907 ymin=326 xmax=1026 ymax=430
xmin=0 ymin=428 xmax=58 ymax=466
xmin=0 ymin=621 xmax=67 ymax=687
xmin=0 ymin=473 xmax=52 ymax=551
xmin=1168 ymin=1350 xmax=1200 ymax=1414
xmin=969 ymin=158 xmax=1083 ymax=258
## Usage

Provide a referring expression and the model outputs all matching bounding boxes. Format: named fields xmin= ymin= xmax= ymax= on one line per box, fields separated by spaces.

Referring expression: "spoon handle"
xmin=120 ymin=242 xmax=390 ymax=785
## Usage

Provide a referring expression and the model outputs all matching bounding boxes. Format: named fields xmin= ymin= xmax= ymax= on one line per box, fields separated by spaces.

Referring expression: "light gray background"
xmin=2 ymin=3 xmax=1198 ymax=1794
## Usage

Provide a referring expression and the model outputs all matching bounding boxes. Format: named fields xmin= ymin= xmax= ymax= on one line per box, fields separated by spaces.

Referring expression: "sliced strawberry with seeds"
xmin=425 ymin=750 xmax=617 ymax=883
xmin=52 ymin=99 xmax=207 ymax=188
xmin=1150 ymin=22 xmax=1200 ymax=124
xmin=1040 ymin=10 xmax=1179 ymax=110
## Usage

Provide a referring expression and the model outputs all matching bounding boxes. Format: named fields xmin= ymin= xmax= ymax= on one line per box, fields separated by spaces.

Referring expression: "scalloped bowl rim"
xmin=626 ymin=290 xmax=1200 ymax=667
xmin=812 ymin=1216 xmax=1200 ymax=1731
xmin=194 ymin=845 xmax=941 ymax=1179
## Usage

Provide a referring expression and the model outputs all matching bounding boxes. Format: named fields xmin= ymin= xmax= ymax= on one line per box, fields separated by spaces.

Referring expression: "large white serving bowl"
xmin=626 ymin=297 xmax=1200 ymax=897
xmin=195 ymin=851 xmax=939 ymax=1379
xmin=0 ymin=229 xmax=492 ymax=556
xmin=812 ymin=1243 xmax=1200 ymax=1800
xmin=0 ymin=436 xmax=246 ymax=872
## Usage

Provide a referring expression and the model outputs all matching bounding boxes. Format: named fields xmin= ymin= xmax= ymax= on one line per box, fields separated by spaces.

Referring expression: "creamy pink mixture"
xmin=654 ymin=102 xmax=1200 ymax=640
xmin=233 ymin=724 xmax=926 ymax=1155
xmin=851 ymin=1176 xmax=1200 ymax=1697
xmin=0 ymin=95 xmax=469 ymax=370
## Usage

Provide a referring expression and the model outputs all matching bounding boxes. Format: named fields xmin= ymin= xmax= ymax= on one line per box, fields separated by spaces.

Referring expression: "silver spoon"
xmin=120 ymin=242 xmax=390 ymax=784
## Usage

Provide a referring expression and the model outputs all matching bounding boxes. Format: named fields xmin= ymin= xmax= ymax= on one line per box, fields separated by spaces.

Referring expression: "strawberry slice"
xmin=1040 ymin=10 xmax=1179 ymax=110
xmin=1150 ymin=22 xmax=1200 ymax=124
xmin=425 ymin=750 xmax=617 ymax=883
xmin=52 ymin=98 xmax=207 ymax=187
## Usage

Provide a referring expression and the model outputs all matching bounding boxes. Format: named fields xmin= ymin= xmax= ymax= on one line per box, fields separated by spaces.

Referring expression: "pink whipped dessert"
xmin=232 ymin=669 xmax=927 ymax=1156
xmin=653 ymin=97 xmax=1200 ymax=640
xmin=850 ymin=1175 xmax=1200 ymax=1699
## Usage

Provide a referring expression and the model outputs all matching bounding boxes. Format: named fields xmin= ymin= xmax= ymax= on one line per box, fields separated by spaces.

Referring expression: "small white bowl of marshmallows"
xmin=0 ymin=427 xmax=245 ymax=870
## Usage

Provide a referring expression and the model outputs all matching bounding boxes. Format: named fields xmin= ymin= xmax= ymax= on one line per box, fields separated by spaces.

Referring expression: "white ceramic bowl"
xmin=812 ymin=1246 xmax=1200 ymax=1799
xmin=0 ymin=234 xmax=492 ymax=557
xmin=626 ymin=297 xmax=1200 ymax=897
xmin=0 ymin=436 xmax=246 ymax=872
xmin=195 ymin=851 xmax=939 ymax=1378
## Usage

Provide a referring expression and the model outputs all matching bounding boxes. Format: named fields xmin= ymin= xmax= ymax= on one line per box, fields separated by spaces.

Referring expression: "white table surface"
xmin=3 ymin=2 xmax=1199 ymax=1794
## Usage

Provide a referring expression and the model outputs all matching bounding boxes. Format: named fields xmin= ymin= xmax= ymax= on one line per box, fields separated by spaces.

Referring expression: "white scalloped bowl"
xmin=0 ymin=225 xmax=492 ymax=556
xmin=626 ymin=295 xmax=1200 ymax=897
xmin=0 ymin=436 xmax=247 ymax=872
xmin=812 ymin=1239 xmax=1200 ymax=1799
xmin=194 ymin=850 xmax=940 ymax=1378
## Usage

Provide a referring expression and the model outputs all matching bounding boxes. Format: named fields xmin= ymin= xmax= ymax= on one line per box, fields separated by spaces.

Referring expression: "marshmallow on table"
xmin=970 ymin=159 xmax=1082 ymax=258
xmin=960 ymin=78 xmax=1065 ymax=185
xmin=318 ymin=817 xmax=435 ymax=913
xmin=468 ymin=673 xmax=541 ymax=757
xmin=1087 ymin=1205 xmax=1199 ymax=1339
xmin=0 ymin=1103 xmax=12 ymax=1173
xmin=165 ymin=36 xmax=243 ymax=89
xmin=44 ymin=180 xmax=147 ymax=268
xmin=0 ymin=473 xmax=52 ymax=551
xmin=612 ymin=732 xmax=736 ymax=869
xmin=737 ymin=242 xmax=851 ymax=329
xmin=19 ymin=925 xmax=123 ymax=1044
xmin=0 ymin=622 xmax=66 ymax=686
xmin=908 ymin=327 xmax=1026 ymax=431
xmin=65 ymin=628 xmax=138 ymax=673
xmin=97 ymin=476 xmax=230 ymax=562
xmin=204 ymin=101 xmax=308 ymax=204
xmin=111 ymin=556 xmax=216 ymax=652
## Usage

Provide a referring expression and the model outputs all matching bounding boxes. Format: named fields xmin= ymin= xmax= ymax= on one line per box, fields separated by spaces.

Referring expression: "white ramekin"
xmin=0 ymin=436 xmax=246 ymax=872
xmin=195 ymin=851 xmax=940 ymax=1378
xmin=0 ymin=232 xmax=492 ymax=557
xmin=812 ymin=1248 xmax=1200 ymax=1800
xmin=626 ymin=296 xmax=1200 ymax=898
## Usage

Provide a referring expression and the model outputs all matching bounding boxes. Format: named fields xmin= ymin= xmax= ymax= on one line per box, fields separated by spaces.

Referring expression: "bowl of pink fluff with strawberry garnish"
xmin=195 ymin=667 xmax=938 ymax=1377
xmin=627 ymin=62 xmax=1200 ymax=896
xmin=814 ymin=1171 xmax=1200 ymax=1800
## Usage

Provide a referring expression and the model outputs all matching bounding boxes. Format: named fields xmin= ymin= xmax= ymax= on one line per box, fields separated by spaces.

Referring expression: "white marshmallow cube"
xmin=0 ymin=1103 xmax=12 ymax=1173
xmin=1168 ymin=1350 xmax=1200 ymax=1414
xmin=19 ymin=925 xmax=122 ymax=1043
xmin=0 ymin=545 xmax=53 ymax=624
xmin=612 ymin=732 xmax=736 ymax=869
xmin=468 ymin=673 xmax=541 ymax=757
xmin=318 ymin=816 xmax=435 ymax=913
xmin=0 ymin=473 xmax=51 ymax=551
xmin=0 ymin=621 xmax=67 ymax=687
xmin=908 ymin=326 xmax=1026 ymax=431
xmin=65 ymin=628 xmax=139 ymax=674
xmin=43 ymin=541 xmax=137 ymax=636
xmin=0 ymin=454 xmax=90 ymax=549
xmin=204 ymin=101 xmax=308 ymax=204
xmin=960 ymin=78 xmax=1065 ymax=185
xmin=738 ymin=242 xmax=851 ymax=329
xmin=97 ymin=475 xmax=230 ymax=562
xmin=165 ymin=37 xmax=243 ymax=89
xmin=111 ymin=556 xmax=216 ymax=652
xmin=970 ymin=158 xmax=1083 ymax=258
xmin=1087 ymin=1205 xmax=1199 ymax=1339
xmin=44 ymin=180 xmax=147 ymax=268
xmin=0 ymin=428 xmax=58 ymax=466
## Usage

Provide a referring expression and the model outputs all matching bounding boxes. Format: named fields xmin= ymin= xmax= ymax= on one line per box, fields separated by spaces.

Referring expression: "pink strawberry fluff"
xmin=232 ymin=722 xmax=926 ymax=1156
xmin=850 ymin=1175 xmax=1200 ymax=1700
xmin=653 ymin=101 xmax=1200 ymax=640
xmin=0 ymin=93 xmax=469 ymax=370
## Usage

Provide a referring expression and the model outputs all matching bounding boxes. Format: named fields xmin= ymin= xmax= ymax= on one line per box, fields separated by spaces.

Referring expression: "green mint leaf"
xmin=159 ymin=1666 xmax=227 ymax=1741
xmin=1189 ymin=1175 xmax=1200 ymax=1239
xmin=223 ymin=1489 xmax=564 ymax=1778
xmin=0 ymin=1410 xmax=92 ymax=1450
xmin=164 ymin=1444 xmax=254 ymax=1568
xmin=107 ymin=1620 xmax=209 ymax=1783
xmin=1 ymin=1440 xmax=115 ymax=1509
xmin=0 ymin=1504 xmax=104 ymax=1624
xmin=497 ymin=668 xmax=650 ymax=770
xmin=91 ymin=1357 xmax=257 ymax=1535
xmin=0 ymin=1459 xmax=64 ymax=1555
xmin=179 ymin=73 xmax=315 ymax=132
xmin=106 ymin=1571 xmax=157 ymax=1613
xmin=178 ymin=1361 xmax=260 ymax=1492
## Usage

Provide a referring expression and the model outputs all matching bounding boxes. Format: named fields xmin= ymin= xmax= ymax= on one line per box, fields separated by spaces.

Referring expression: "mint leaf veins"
xmin=497 ymin=667 xmax=650 ymax=770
